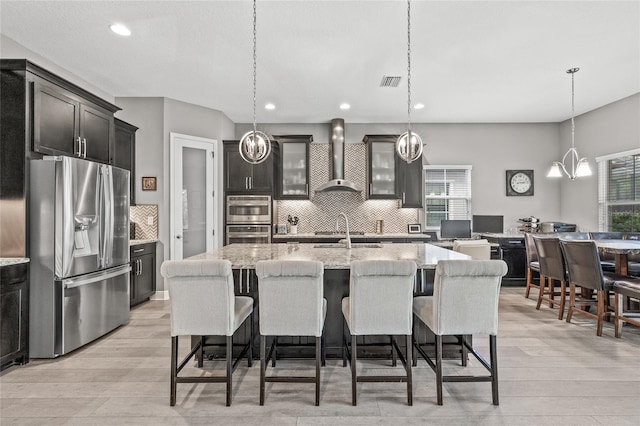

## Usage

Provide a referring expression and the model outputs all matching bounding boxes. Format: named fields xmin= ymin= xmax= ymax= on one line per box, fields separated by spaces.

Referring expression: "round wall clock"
xmin=506 ymin=170 xmax=534 ymax=196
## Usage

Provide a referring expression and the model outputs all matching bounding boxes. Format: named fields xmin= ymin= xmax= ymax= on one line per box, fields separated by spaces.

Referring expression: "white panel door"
xmin=170 ymin=133 xmax=218 ymax=260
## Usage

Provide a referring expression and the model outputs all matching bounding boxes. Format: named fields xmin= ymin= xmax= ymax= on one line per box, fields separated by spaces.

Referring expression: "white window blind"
xmin=597 ymin=149 xmax=640 ymax=232
xmin=423 ymin=166 xmax=472 ymax=228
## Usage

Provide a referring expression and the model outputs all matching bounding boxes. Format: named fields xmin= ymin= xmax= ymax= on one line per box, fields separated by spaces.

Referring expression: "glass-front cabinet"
xmin=364 ymin=135 xmax=399 ymax=199
xmin=273 ymin=135 xmax=312 ymax=200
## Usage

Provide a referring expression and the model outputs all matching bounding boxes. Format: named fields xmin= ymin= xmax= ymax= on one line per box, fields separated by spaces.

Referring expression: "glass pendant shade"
xmin=575 ymin=158 xmax=592 ymax=177
xmin=547 ymin=163 xmax=563 ymax=178
xmin=239 ymin=130 xmax=271 ymax=164
xmin=396 ymin=131 xmax=423 ymax=164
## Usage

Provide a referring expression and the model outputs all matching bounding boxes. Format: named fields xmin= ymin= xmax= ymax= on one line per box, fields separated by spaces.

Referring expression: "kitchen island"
xmin=188 ymin=242 xmax=468 ymax=269
xmin=188 ymin=243 xmax=470 ymax=358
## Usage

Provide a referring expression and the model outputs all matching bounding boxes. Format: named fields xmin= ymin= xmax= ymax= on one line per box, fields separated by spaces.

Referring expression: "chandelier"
xmin=239 ymin=0 xmax=271 ymax=164
xmin=547 ymin=68 xmax=592 ymax=179
xmin=395 ymin=0 xmax=423 ymax=164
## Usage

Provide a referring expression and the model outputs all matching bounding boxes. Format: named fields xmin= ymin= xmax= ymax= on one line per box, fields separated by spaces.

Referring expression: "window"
xmin=424 ymin=166 xmax=472 ymax=228
xmin=597 ymin=149 xmax=640 ymax=232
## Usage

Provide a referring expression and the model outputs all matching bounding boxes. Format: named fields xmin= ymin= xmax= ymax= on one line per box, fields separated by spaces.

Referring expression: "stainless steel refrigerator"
xmin=30 ymin=156 xmax=130 ymax=358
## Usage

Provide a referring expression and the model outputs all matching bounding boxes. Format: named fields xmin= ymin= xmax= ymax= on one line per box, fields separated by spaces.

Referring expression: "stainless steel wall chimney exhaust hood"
xmin=315 ymin=118 xmax=362 ymax=192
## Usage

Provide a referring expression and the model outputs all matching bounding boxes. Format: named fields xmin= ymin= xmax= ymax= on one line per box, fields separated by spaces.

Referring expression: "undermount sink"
xmin=312 ymin=243 xmax=383 ymax=249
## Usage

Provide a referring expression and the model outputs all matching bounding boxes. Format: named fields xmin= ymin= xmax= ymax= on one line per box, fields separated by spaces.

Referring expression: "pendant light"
xmin=396 ymin=0 xmax=423 ymax=164
xmin=239 ymin=0 xmax=271 ymax=164
xmin=547 ymin=68 xmax=592 ymax=179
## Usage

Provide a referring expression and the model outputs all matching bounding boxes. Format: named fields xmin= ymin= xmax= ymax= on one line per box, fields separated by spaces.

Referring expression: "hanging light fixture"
xmin=396 ymin=0 xmax=423 ymax=164
xmin=239 ymin=0 xmax=271 ymax=164
xmin=547 ymin=68 xmax=592 ymax=179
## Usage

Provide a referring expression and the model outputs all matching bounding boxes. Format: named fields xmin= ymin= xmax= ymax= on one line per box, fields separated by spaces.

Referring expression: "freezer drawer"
xmin=59 ymin=265 xmax=130 ymax=355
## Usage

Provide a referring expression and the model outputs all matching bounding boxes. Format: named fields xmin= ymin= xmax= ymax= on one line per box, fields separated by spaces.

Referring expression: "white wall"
xmin=559 ymin=93 xmax=640 ymax=231
xmin=237 ymin=122 xmax=562 ymax=231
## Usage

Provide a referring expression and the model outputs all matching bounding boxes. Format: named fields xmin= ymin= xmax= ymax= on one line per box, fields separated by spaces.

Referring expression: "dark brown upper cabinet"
xmin=114 ymin=118 xmax=138 ymax=205
xmin=363 ymin=134 xmax=423 ymax=208
xmin=273 ymin=135 xmax=312 ymax=200
xmin=2 ymin=59 xmax=120 ymax=165
xmin=223 ymin=140 xmax=274 ymax=195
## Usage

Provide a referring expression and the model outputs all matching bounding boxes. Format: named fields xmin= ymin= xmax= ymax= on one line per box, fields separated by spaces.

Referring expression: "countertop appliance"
xmin=225 ymin=195 xmax=272 ymax=244
xmin=29 ymin=156 xmax=130 ymax=358
xmin=540 ymin=222 xmax=577 ymax=233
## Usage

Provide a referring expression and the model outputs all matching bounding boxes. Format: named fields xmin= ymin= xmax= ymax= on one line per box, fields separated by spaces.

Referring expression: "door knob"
xmin=176 ymin=235 xmax=182 ymax=239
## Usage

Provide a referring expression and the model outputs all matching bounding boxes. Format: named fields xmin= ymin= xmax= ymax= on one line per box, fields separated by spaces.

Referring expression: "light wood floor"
xmin=1 ymin=288 xmax=639 ymax=425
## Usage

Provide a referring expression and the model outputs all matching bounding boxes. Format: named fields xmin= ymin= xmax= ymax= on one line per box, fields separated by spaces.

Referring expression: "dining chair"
xmin=413 ymin=259 xmax=507 ymax=405
xmin=612 ymin=278 xmax=640 ymax=337
xmin=255 ymin=260 xmax=325 ymax=406
xmin=160 ymin=259 xmax=254 ymax=406
xmin=559 ymin=240 xmax=623 ymax=336
xmin=533 ymin=236 xmax=570 ymax=319
xmin=524 ymin=232 xmax=541 ymax=299
xmin=342 ymin=259 xmax=417 ymax=406
xmin=453 ymin=239 xmax=491 ymax=260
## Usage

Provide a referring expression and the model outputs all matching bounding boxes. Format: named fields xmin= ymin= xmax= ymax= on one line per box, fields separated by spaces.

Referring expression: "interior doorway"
xmin=169 ymin=133 xmax=218 ymax=260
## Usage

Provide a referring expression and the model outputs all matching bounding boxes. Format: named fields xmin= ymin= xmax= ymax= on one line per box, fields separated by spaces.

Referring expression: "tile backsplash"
xmin=129 ymin=204 xmax=159 ymax=240
xmin=275 ymin=144 xmax=421 ymax=233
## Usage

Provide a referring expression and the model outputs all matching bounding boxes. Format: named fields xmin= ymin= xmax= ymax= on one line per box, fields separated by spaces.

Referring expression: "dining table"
xmin=595 ymin=239 xmax=640 ymax=276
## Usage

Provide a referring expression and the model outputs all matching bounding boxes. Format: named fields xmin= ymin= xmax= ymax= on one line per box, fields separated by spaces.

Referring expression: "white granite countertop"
xmin=272 ymin=233 xmax=435 ymax=240
xmin=188 ymin=243 xmax=469 ymax=269
xmin=0 ymin=258 xmax=30 ymax=267
xmin=130 ymin=239 xmax=159 ymax=246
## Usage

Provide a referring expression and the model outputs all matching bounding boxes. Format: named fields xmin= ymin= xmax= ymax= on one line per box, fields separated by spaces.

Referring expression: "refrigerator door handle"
xmin=104 ymin=166 xmax=115 ymax=267
xmin=62 ymin=265 xmax=131 ymax=289
xmin=97 ymin=166 xmax=106 ymax=269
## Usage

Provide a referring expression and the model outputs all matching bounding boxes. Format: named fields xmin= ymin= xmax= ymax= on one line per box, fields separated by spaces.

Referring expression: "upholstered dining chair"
xmin=612 ymin=278 xmax=640 ymax=337
xmin=413 ymin=259 xmax=507 ymax=405
xmin=524 ymin=232 xmax=541 ymax=299
xmin=453 ymin=239 xmax=491 ymax=260
xmin=533 ymin=236 xmax=570 ymax=320
xmin=342 ymin=259 xmax=417 ymax=406
xmin=160 ymin=259 xmax=253 ymax=407
xmin=559 ymin=240 xmax=624 ymax=336
xmin=255 ymin=260 xmax=325 ymax=406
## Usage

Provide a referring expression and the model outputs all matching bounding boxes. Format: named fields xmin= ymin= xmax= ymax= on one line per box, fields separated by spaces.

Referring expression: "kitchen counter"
xmin=272 ymin=232 xmax=436 ymax=241
xmin=130 ymin=239 xmax=158 ymax=246
xmin=0 ymin=258 xmax=30 ymax=267
xmin=188 ymin=242 xmax=469 ymax=269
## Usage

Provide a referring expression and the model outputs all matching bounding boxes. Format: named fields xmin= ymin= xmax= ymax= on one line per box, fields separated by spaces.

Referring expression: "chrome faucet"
xmin=336 ymin=212 xmax=352 ymax=249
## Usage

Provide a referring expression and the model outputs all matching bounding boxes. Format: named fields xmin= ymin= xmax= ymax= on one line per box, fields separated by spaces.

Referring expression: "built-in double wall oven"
xmin=225 ymin=195 xmax=272 ymax=245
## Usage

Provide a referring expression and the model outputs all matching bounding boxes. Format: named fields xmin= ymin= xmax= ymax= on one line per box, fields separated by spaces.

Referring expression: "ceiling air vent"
xmin=380 ymin=76 xmax=402 ymax=87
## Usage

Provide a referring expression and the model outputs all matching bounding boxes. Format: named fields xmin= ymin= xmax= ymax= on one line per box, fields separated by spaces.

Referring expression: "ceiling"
xmin=1 ymin=1 xmax=638 ymax=124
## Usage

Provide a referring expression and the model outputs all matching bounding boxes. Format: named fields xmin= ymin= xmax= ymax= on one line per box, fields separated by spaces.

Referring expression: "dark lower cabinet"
xmin=130 ymin=243 xmax=156 ymax=307
xmin=1 ymin=262 xmax=29 ymax=370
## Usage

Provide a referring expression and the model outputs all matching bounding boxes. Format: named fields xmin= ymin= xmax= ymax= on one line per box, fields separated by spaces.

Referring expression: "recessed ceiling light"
xmin=264 ymin=103 xmax=276 ymax=110
xmin=413 ymin=103 xmax=425 ymax=110
xmin=339 ymin=103 xmax=351 ymax=110
xmin=110 ymin=24 xmax=131 ymax=37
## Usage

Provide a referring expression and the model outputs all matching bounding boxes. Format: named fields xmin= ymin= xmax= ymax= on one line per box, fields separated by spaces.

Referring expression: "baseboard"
xmin=150 ymin=290 xmax=169 ymax=300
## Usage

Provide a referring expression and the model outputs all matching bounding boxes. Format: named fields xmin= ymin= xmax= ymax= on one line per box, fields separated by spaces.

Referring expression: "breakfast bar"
xmin=188 ymin=243 xmax=470 ymax=358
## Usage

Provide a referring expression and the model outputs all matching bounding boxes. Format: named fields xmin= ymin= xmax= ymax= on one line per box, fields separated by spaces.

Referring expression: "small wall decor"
xmin=408 ymin=224 xmax=422 ymax=234
xmin=506 ymin=170 xmax=534 ymax=196
xmin=142 ymin=176 xmax=157 ymax=191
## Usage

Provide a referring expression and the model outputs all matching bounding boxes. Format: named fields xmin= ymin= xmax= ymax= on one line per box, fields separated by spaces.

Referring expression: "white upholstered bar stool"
xmin=255 ymin=260 xmax=325 ymax=406
xmin=342 ymin=259 xmax=417 ymax=406
xmin=160 ymin=259 xmax=254 ymax=407
xmin=453 ymin=239 xmax=491 ymax=260
xmin=413 ymin=259 xmax=507 ymax=405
